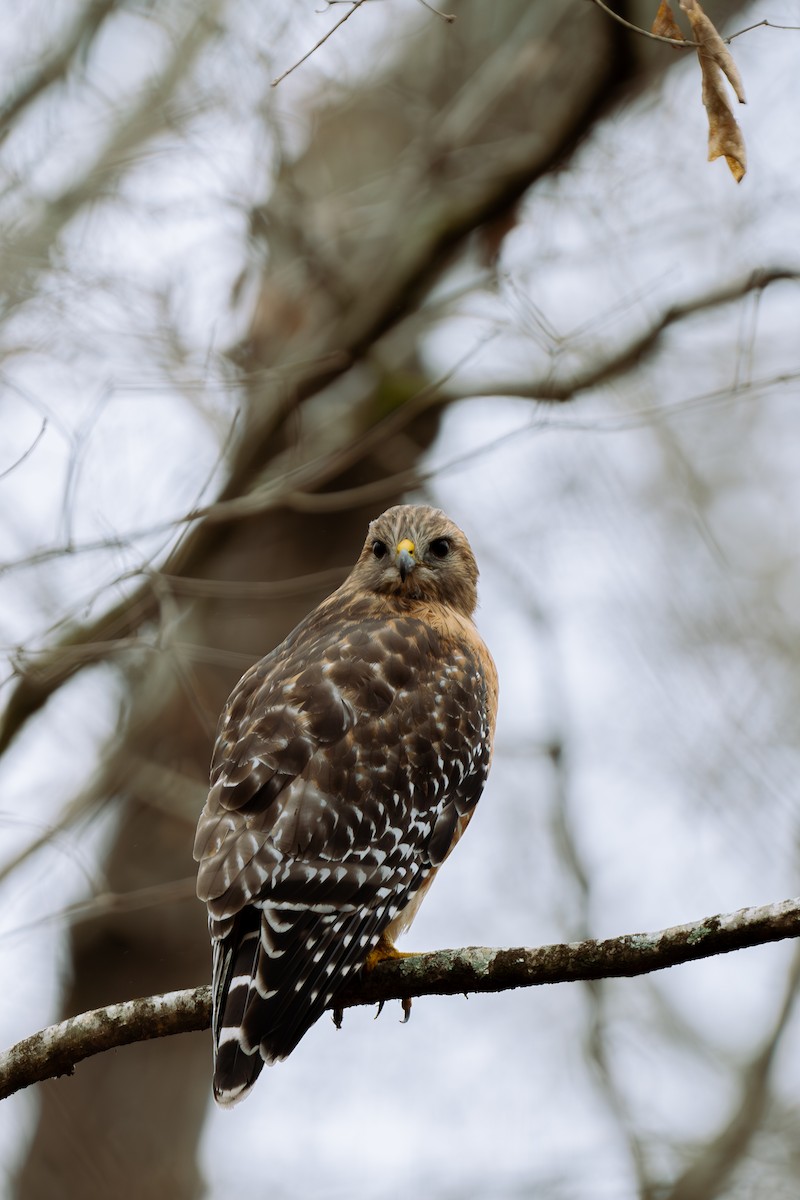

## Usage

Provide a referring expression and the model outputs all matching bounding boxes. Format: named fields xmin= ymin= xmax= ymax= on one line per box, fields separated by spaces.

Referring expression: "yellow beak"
xmin=395 ymin=538 xmax=416 ymax=581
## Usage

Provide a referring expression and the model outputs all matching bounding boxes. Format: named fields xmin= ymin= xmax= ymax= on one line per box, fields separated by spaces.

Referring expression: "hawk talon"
xmin=332 ymin=1007 xmax=343 ymax=1030
xmin=401 ymin=997 xmax=413 ymax=1024
xmin=374 ymin=1001 xmax=385 ymax=1020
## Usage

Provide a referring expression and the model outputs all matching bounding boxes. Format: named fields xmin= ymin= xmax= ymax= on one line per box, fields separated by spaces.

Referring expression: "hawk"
xmin=194 ymin=504 xmax=498 ymax=1105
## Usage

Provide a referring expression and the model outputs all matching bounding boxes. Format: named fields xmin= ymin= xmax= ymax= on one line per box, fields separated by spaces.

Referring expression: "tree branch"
xmin=0 ymin=2 xmax=628 ymax=762
xmin=457 ymin=268 xmax=800 ymax=404
xmin=2 ymin=895 xmax=798 ymax=1102
xmin=5 ymin=263 xmax=796 ymax=776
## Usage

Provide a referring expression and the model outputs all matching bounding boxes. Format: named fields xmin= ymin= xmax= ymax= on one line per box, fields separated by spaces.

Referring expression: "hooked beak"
xmin=395 ymin=538 xmax=416 ymax=582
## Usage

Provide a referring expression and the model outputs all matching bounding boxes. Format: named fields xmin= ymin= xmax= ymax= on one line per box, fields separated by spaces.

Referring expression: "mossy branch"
xmin=2 ymin=896 xmax=798 ymax=1102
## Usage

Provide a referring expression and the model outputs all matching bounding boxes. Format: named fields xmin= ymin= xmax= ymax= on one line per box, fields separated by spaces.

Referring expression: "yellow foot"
xmin=364 ymin=934 xmax=416 ymax=970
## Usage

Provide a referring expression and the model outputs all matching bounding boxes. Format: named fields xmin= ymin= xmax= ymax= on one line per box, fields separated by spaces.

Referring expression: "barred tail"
xmin=211 ymin=909 xmax=265 ymax=1107
xmin=210 ymin=899 xmax=404 ymax=1105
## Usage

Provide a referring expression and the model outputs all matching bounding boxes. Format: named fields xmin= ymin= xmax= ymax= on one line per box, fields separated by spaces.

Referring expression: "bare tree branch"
xmin=591 ymin=1 xmax=800 ymax=47
xmin=2 ymin=895 xmax=798 ymax=1102
xmin=5 ymin=264 xmax=797 ymax=772
xmin=458 ymin=268 xmax=800 ymax=403
xmin=0 ymin=3 xmax=630 ymax=765
xmin=728 ymin=19 xmax=800 ymax=41
xmin=271 ymin=0 xmax=370 ymax=87
xmin=2 ymin=2 xmax=224 ymax=317
xmin=0 ymin=420 xmax=47 ymax=481
xmin=591 ymin=0 xmax=697 ymax=48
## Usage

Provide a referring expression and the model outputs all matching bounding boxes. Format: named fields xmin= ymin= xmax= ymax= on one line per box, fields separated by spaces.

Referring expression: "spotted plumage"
xmin=194 ymin=504 xmax=497 ymax=1105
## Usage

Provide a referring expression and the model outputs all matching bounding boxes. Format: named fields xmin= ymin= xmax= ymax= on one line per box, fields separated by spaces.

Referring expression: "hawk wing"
xmin=193 ymin=609 xmax=493 ymax=1104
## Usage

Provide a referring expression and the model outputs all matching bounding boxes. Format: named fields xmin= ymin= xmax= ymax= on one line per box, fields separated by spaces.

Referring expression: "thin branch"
xmin=272 ymin=0 xmax=368 ymax=87
xmin=2 ymin=895 xmax=799 ymax=1102
xmin=590 ymin=0 xmax=696 ymax=48
xmin=590 ymin=2 xmax=800 ymax=47
xmin=0 ymin=877 xmax=197 ymax=944
xmin=727 ymin=19 xmax=800 ymax=41
xmin=153 ymin=566 xmax=346 ymax=600
xmin=2 ymin=1 xmax=223 ymax=317
xmin=458 ymin=268 xmax=800 ymax=404
xmin=0 ymin=420 xmax=47 ymax=481
xmin=2 ymin=266 xmax=797 ymax=765
xmin=0 ymin=12 xmax=634 ymax=759
xmin=415 ymin=0 xmax=455 ymax=22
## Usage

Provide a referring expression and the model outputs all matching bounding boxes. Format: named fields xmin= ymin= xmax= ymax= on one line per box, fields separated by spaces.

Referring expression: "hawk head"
xmin=349 ymin=504 xmax=479 ymax=616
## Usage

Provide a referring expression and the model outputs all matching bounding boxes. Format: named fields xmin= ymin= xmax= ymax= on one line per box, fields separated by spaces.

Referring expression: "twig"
xmin=415 ymin=0 xmax=455 ymax=21
xmin=272 ymin=0 xmax=368 ymax=87
xmin=590 ymin=0 xmax=695 ymax=47
xmin=589 ymin=1 xmax=800 ymax=47
xmin=461 ymin=268 xmax=800 ymax=403
xmin=2 ymin=266 xmax=797 ymax=768
xmin=2 ymin=2 xmax=223 ymax=317
xmin=0 ymin=420 xmax=47 ymax=481
xmin=728 ymin=20 xmax=800 ymax=42
xmin=2 ymin=895 xmax=799 ymax=1101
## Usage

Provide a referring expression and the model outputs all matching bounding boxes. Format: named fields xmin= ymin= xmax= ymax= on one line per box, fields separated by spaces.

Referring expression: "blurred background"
xmin=2 ymin=1 xmax=800 ymax=1196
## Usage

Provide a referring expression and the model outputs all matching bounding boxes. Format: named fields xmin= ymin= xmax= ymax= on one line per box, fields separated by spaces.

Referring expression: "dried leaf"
xmin=679 ymin=0 xmax=746 ymax=102
xmin=652 ymin=1 xmax=684 ymax=44
xmin=678 ymin=0 xmax=746 ymax=182
xmin=700 ymin=58 xmax=747 ymax=181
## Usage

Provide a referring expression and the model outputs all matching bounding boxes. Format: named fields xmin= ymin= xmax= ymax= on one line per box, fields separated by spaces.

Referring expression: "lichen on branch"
xmin=2 ymin=895 xmax=799 ymax=1102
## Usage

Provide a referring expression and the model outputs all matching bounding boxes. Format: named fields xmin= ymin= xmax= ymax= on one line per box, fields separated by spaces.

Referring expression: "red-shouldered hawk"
xmin=194 ymin=504 xmax=497 ymax=1105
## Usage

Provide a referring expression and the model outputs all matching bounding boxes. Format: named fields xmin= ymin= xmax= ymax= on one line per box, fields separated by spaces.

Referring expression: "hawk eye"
xmin=429 ymin=537 xmax=451 ymax=559
xmin=372 ymin=540 xmax=388 ymax=559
